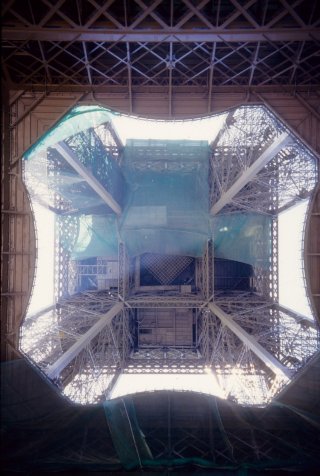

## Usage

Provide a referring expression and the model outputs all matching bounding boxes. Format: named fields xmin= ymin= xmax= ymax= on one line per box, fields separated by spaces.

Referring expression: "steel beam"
xmin=208 ymin=303 xmax=292 ymax=378
xmin=276 ymin=304 xmax=316 ymax=328
xmin=54 ymin=142 xmax=122 ymax=215
xmin=127 ymin=296 xmax=205 ymax=308
xmin=46 ymin=302 xmax=123 ymax=379
xmin=202 ymin=240 xmax=213 ymax=300
xmin=134 ymin=256 xmax=140 ymax=290
xmin=118 ymin=242 xmax=129 ymax=299
xmin=2 ymin=27 xmax=320 ymax=42
xmin=210 ymin=132 xmax=290 ymax=215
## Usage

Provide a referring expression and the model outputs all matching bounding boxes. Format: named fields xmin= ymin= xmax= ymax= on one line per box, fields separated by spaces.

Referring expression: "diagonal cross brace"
xmin=208 ymin=303 xmax=292 ymax=379
xmin=55 ymin=141 xmax=122 ymax=215
xmin=46 ymin=302 xmax=124 ymax=379
xmin=210 ymin=132 xmax=290 ymax=215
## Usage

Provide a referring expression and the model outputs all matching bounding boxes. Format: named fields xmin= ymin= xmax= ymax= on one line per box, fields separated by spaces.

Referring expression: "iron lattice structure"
xmin=20 ymin=104 xmax=319 ymax=406
xmin=2 ymin=0 xmax=320 ymax=98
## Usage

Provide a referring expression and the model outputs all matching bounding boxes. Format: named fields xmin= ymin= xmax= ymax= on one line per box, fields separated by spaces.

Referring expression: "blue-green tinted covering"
xmin=24 ymin=105 xmax=115 ymax=160
xmin=212 ymin=213 xmax=272 ymax=269
xmin=120 ymin=139 xmax=210 ymax=257
xmin=72 ymin=214 xmax=118 ymax=260
xmin=104 ymin=398 xmax=153 ymax=470
xmin=24 ymin=105 xmax=272 ymax=280
xmin=3 ymin=359 xmax=318 ymax=473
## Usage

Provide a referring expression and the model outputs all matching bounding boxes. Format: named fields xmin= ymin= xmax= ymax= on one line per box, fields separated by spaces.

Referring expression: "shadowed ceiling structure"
xmin=2 ymin=0 xmax=320 ymax=97
xmin=1 ymin=1 xmax=320 ymax=475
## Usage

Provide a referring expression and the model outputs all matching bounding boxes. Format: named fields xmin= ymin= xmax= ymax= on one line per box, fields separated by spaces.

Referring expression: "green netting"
xmin=104 ymin=398 xmax=153 ymax=470
xmin=64 ymin=124 xmax=126 ymax=207
xmin=212 ymin=213 xmax=272 ymax=269
xmin=71 ymin=214 xmax=118 ymax=260
xmin=120 ymin=139 xmax=210 ymax=257
xmin=22 ymin=106 xmax=127 ymax=269
xmin=24 ymin=119 xmax=125 ymax=216
xmin=2 ymin=359 xmax=320 ymax=473
xmin=24 ymin=105 xmax=115 ymax=160
xmin=23 ymin=106 xmax=274 ymax=299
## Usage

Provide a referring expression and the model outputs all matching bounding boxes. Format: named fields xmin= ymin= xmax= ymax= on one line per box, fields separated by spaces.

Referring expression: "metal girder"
xmin=134 ymin=256 xmax=140 ymax=290
xmin=127 ymin=295 xmax=205 ymax=308
xmin=210 ymin=132 xmax=290 ymax=215
xmin=118 ymin=242 xmax=130 ymax=299
xmin=54 ymin=142 xmax=122 ymax=215
xmin=2 ymin=27 xmax=320 ymax=43
xmin=46 ymin=302 xmax=123 ymax=379
xmin=202 ymin=240 xmax=213 ymax=300
xmin=208 ymin=303 xmax=292 ymax=379
xmin=276 ymin=304 xmax=316 ymax=328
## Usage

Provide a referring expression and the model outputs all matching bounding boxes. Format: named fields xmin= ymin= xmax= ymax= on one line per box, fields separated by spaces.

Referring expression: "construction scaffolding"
xmin=20 ymin=104 xmax=319 ymax=406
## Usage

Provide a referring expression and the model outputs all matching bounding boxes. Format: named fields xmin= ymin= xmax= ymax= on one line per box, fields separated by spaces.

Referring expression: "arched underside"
xmin=1 ymin=93 xmax=320 ymax=365
xmin=2 ymin=356 xmax=320 ymax=472
xmin=1 ymin=1 xmax=320 ymax=471
xmin=1 ymin=100 xmax=317 ymax=408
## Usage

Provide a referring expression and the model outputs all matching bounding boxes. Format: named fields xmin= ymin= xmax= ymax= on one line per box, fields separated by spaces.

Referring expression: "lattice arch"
xmin=2 ymin=91 xmax=320 ymax=360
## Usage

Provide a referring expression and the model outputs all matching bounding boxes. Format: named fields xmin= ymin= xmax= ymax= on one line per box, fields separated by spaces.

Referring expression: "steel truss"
xmin=140 ymin=394 xmax=320 ymax=467
xmin=118 ymin=241 xmax=131 ymax=299
xmin=210 ymin=105 xmax=318 ymax=303
xmin=127 ymin=294 xmax=205 ymax=308
xmin=124 ymin=347 xmax=205 ymax=374
xmin=19 ymin=102 xmax=319 ymax=405
xmin=21 ymin=288 xmax=319 ymax=404
xmin=202 ymin=240 xmax=214 ymax=300
xmin=21 ymin=292 xmax=134 ymax=404
xmin=2 ymin=1 xmax=320 ymax=95
xmin=210 ymin=107 xmax=317 ymax=216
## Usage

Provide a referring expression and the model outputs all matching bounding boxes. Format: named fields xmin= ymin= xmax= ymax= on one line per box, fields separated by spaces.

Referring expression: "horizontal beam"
xmin=135 ymin=285 xmax=181 ymax=292
xmin=276 ymin=304 xmax=316 ymax=328
xmin=2 ymin=27 xmax=320 ymax=43
xmin=7 ymin=85 xmax=320 ymax=95
xmin=210 ymin=132 xmax=290 ymax=215
xmin=46 ymin=302 xmax=123 ymax=379
xmin=208 ymin=303 xmax=292 ymax=379
xmin=55 ymin=142 xmax=122 ymax=215
xmin=127 ymin=296 xmax=205 ymax=308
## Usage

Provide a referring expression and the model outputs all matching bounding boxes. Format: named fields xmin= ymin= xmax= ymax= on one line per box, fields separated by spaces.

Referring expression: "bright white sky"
xmin=278 ymin=199 xmax=313 ymax=318
xmin=27 ymin=203 xmax=55 ymax=316
xmin=110 ymin=370 xmax=226 ymax=399
xmin=112 ymin=113 xmax=227 ymax=143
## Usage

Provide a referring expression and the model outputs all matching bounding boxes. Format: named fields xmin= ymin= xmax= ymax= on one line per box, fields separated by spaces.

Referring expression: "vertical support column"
xmin=134 ymin=255 xmax=140 ymax=291
xmin=1 ymin=85 xmax=10 ymax=360
xmin=118 ymin=242 xmax=129 ymax=299
xmin=195 ymin=258 xmax=202 ymax=294
xmin=202 ymin=240 xmax=214 ymax=300
xmin=120 ymin=308 xmax=132 ymax=364
xmin=54 ymin=215 xmax=78 ymax=299
xmin=198 ymin=309 xmax=211 ymax=363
